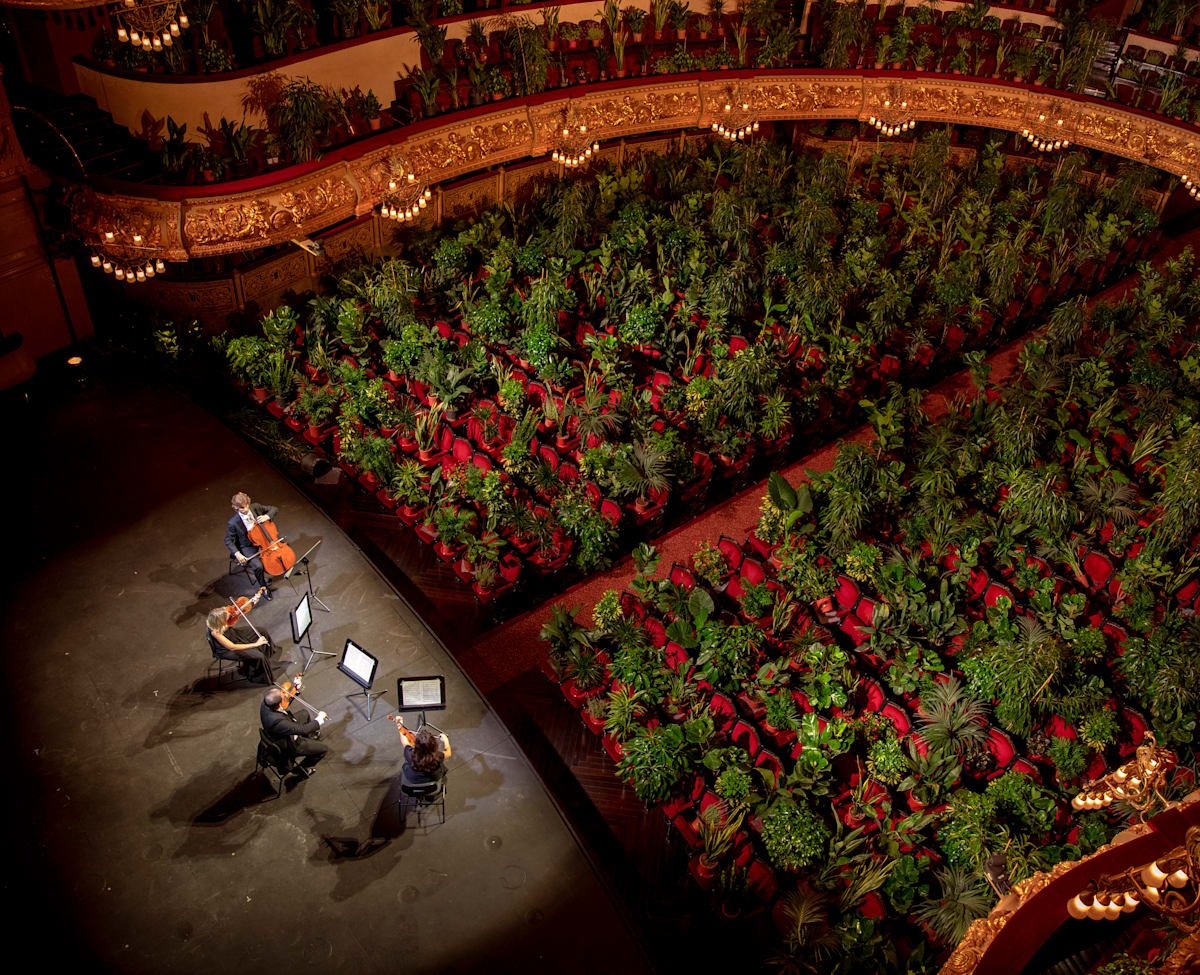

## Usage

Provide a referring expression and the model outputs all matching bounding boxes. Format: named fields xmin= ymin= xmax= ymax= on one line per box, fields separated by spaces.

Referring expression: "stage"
xmin=2 ymin=363 xmax=649 ymax=975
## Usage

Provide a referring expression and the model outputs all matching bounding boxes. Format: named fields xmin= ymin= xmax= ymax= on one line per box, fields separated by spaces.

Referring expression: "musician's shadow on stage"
xmin=309 ymin=750 xmax=503 ymax=901
xmin=131 ymin=667 xmax=264 ymax=752
xmin=151 ymin=762 xmax=279 ymax=860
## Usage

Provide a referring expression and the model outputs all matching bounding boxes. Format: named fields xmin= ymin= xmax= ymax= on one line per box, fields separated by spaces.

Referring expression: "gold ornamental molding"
xmin=65 ymin=72 xmax=1200 ymax=261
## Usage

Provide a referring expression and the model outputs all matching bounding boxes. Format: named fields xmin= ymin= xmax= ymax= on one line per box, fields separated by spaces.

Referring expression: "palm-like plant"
xmin=766 ymin=888 xmax=840 ymax=972
xmin=615 ymin=445 xmax=670 ymax=506
xmin=913 ymin=867 xmax=991 ymax=944
xmin=916 ymin=677 xmax=990 ymax=761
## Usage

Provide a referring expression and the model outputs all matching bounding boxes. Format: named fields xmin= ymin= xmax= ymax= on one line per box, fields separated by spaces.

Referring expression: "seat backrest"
xmin=257 ymin=728 xmax=291 ymax=772
xmin=401 ymin=774 xmax=444 ymax=800
xmin=207 ymin=629 xmax=223 ymax=659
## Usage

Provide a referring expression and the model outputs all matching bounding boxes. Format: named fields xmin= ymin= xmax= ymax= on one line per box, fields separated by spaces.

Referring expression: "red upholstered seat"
xmin=669 ymin=563 xmax=696 ymax=590
xmin=1048 ymin=715 xmax=1077 ymax=740
xmin=881 ymin=703 xmax=910 ymax=735
xmin=731 ymin=720 xmax=761 ymax=759
xmin=983 ymin=582 xmax=1014 ymax=608
xmin=841 ymin=616 xmax=870 ymax=647
xmin=718 ymin=536 xmax=745 ymax=573
xmin=861 ymin=677 xmax=885 ymax=712
xmin=856 ymin=598 xmax=877 ymax=625
xmin=747 ymin=858 xmax=777 ymax=901
xmin=986 ymin=727 xmax=1016 ymax=767
xmin=708 ymin=692 xmax=738 ymax=732
xmin=1084 ymin=550 xmax=1115 ymax=589
xmin=664 ymin=641 xmax=689 ymax=670
xmin=740 ymin=558 xmax=766 ymax=586
xmin=834 ymin=575 xmax=860 ymax=611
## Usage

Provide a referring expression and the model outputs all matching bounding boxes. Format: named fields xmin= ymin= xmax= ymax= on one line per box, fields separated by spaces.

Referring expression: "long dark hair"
xmin=411 ymin=729 xmax=443 ymax=774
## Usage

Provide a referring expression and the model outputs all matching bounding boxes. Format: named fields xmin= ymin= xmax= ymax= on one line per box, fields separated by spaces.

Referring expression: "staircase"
xmin=1086 ymin=38 xmax=1125 ymax=98
xmin=8 ymin=82 xmax=157 ymax=182
xmin=1022 ymin=911 xmax=1142 ymax=975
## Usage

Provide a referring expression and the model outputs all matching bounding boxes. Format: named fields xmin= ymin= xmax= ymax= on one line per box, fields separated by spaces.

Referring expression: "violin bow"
xmin=230 ymin=590 xmax=265 ymax=641
xmin=272 ymin=679 xmax=321 ymax=717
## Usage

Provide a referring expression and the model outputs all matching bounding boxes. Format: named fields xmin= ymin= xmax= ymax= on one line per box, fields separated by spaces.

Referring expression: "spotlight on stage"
xmin=65 ymin=353 xmax=92 ymax=391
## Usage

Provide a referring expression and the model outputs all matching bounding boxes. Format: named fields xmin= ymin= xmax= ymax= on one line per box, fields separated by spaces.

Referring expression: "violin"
xmin=247 ymin=515 xmax=296 ymax=577
xmin=278 ymin=673 xmax=320 ymax=717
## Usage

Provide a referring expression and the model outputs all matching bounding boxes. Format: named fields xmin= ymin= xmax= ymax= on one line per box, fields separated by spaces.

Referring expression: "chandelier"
xmin=711 ymin=88 xmax=758 ymax=142
xmin=86 ymin=215 xmax=166 ymax=284
xmin=1070 ymin=732 xmax=1177 ymax=823
xmin=1066 ymin=825 xmax=1198 ymax=936
xmin=89 ymin=247 xmax=166 ymax=284
xmin=376 ymin=158 xmax=431 ymax=223
xmin=112 ymin=0 xmax=189 ymax=53
xmin=1020 ymin=111 xmax=1071 ymax=153
xmin=1183 ymin=174 xmax=1199 ymax=200
xmin=551 ymin=121 xmax=600 ymax=169
xmin=868 ymin=96 xmax=916 ymax=137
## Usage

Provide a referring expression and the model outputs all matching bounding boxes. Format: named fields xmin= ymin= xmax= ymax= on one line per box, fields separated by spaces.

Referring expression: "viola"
xmin=278 ymin=673 xmax=320 ymax=717
xmin=247 ymin=516 xmax=296 ymax=577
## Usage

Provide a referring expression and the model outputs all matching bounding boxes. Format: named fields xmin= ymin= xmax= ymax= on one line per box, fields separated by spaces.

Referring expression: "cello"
xmin=247 ymin=515 xmax=296 ymax=577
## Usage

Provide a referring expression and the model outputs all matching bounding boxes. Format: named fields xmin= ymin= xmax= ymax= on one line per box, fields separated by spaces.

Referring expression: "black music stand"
xmin=291 ymin=592 xmax=332 ymax=673
xmin=395 ymin=675 xmax=447 ymax=732
xmin=285 ymin=539 xmax=331 ymax=613
xmin=339 ymin=638 xmax=384 ymax=719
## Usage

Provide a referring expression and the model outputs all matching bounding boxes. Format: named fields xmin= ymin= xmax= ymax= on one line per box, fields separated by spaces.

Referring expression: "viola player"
xmin=261 ymin=686 xmax=329 ymax=773
xmin=226 ymin=491 xmax=277 ymax=596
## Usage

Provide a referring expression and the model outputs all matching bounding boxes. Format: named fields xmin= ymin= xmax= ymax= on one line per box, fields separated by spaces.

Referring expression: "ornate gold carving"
xmin=147 ymin=278 xmax=238 ymax=313
xmin=183 ymin=175 xmax=355 ymax=248
xmin=442 ymin=172 xmax=500 ymax=220
xmin=239 ymin=251 xmax=310 ymax=302
xmin=730 ymin=79 xmax=862 ymax=116
xmin=404 ymin=113 xmax=532 ymax=176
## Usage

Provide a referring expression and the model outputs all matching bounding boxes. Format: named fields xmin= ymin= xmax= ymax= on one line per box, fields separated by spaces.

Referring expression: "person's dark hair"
xmin=411 ymin=728 xmax=444 ymax=774
xmin=264 ymin=688 xmax=283 ymax=709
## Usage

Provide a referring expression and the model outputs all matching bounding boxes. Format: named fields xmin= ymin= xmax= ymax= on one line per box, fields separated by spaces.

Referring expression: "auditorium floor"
xmin=2 ymin=363 xmax=649 ymax=975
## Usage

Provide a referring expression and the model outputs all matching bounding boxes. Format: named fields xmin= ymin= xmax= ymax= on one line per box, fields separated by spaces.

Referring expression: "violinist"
xmin=226 ymin=491 xmax=277 ymax=596
xmin=392 ymin=715 xmax=450 ymax=785
xmin=261 ymin=683 xmax=329 ymax=772
xmin=206 ymin=588 xmax=275 ymax=684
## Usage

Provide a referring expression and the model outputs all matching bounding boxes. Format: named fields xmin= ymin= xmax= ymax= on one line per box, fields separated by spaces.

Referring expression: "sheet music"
xmin=403 ymin=679 xmax=443 ymax=707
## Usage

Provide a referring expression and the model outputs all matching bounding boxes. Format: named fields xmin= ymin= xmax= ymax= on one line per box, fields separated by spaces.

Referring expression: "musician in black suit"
xmin=226 ymin=491 xmax=278 ymax=595
xmin=261 ymin=687 xmax=329 ymax=771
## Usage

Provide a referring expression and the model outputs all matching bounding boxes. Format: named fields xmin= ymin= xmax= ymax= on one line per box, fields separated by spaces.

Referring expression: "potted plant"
xmin=695 ymin=800 xmax=748 ymax=879
xmin=692 ymin=541 xmax=727 ymax=589
xmin=625 ymin=5 xmax=646 ymax=42
xmin=360 ymin=89 xmax=383 ymax=130
xmin=414 ymin=402 xmax=447 ymax=462
xmin=760 ymin=797 xmax=831 ymax=872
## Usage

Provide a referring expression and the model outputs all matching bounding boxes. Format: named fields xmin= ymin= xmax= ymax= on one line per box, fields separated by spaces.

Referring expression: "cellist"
xmin=226 ymin=491 xmax=278 ymax=596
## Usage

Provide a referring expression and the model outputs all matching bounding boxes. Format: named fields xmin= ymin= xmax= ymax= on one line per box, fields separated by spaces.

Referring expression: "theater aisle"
xmin=2 ymin=363 xmax=648 ymax=975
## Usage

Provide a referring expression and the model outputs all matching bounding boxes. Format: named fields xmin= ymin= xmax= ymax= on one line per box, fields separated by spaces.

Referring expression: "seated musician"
xmin=206 ymin=590 xmax=275 ymax=684
xmin=393 ymin=715 xmax=451 ymax=785
xmin=261 ymin=686 xmax=329 ymax=772
xmin=226 ymin=491 xmax=278 ymax=596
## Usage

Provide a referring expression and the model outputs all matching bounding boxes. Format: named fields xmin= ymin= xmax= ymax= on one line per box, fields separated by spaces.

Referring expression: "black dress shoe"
xmin=262 ymin=588 xmax=273 ymax=601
